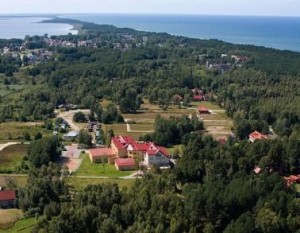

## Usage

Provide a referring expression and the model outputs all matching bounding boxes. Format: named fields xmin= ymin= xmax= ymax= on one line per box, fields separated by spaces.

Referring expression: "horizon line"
xmin=0 ymin=12 xmax=299 ymax=18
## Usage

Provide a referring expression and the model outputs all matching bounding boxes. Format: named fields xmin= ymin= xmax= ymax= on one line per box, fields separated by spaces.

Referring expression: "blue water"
xmin=60 ymin=14 xmax=300 ymax=52
xmin=0 ymin=16 xmax=77 ymax=39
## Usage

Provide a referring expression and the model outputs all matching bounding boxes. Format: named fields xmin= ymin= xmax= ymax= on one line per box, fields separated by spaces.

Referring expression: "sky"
xmin=0 ymin=0 xmax=299 ymax=17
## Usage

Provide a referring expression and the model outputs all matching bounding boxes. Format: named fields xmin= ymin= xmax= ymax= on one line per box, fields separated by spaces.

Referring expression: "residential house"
xmin=127 ymin=142 xmax=150 ymax=160
xmin=248 ymin=131 xmax=268 ymax=143
xmin=284 ymin=175 xmax=300 ymax=187
xmin=0 ymin=190 xmax=16 ymax=208
xmin=115 ymin=158 xmax=136 ymax=171
xmin=198 ymin=106 xmax=210 ymax=114
xmin=144 ymin=143 xmax=170 ymax=167
xmin=111 ymin=135 xmax=135 ymax=157
xmin=89 ymin=147 xmax=116 ymax=163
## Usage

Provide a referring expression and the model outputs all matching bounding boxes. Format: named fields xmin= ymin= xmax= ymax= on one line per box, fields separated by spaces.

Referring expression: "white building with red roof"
xmin=144 ymin=143 xmax=170 ymax=167
xmin=127 ymin=142 xmax=151 ymax=159
xmin=111 ymin=135 xmax=135 ymax=157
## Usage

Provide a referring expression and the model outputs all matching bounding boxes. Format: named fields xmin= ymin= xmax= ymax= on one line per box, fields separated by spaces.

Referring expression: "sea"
xmin=1 ymin=14 xmax=300 ymax=52
xmin=0 ymin=16 xmax=77 ymax=39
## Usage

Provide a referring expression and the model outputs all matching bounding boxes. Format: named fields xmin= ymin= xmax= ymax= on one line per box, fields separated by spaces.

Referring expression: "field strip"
xmin=0 ymin=142 xmax=21 ymax=152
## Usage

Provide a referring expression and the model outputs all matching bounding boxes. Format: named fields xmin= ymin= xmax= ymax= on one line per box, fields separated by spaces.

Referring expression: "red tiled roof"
xmin=89 ymin=148 xmax=115 ymax=157
xmin=0 ymin=190 xmax=16 ymax=201
xmin=249 ymin=131 xmax=268 ymax=140
xmin=129 ymin=142 xmax=150 ymax=151
xmin=198 ymin=106 xmax=209 ymax=112
xmin=112 ymin=136 xmax=135 ymax=150
xmin=193 ymin=95 xmax=204 ymax=101
xmin=115 ymin=158 xmax=135 ymax=167
xmin=146 ymin=143 xmax=169 ymax=157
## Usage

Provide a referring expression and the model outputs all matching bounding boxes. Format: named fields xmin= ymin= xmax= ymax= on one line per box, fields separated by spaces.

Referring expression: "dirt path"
xmin=124 ymin=119 xmax=154 ymax=133
xmin=56 ymin=109 xmax=90 ymax=131
xmin=0 ymin=142 xmax=20 ymax=152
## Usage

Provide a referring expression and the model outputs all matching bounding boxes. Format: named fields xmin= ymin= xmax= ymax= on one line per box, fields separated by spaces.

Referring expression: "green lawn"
xmin=0 ymin=217 xmax=37 ymax=233
xmin=75 ymin=154 xmax=134 ymax=177
xmin=0 ymin=144 xmax=28 ymax=172
xmin=66 ymin=177 xmax=135 ymax=190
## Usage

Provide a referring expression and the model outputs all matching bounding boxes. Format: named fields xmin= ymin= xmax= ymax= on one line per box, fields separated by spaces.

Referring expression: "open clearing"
xmin=0 ymin=216 xmax=37 ymax=233
xmin=0 ymin=209 xmax=23 ymax=231
xmin=0 ymin=175 xmax=27 ymax=188
xmin=105 ymin=100 xmax=233 ymax=140
xmin=56 ymin=109 xmax=90 ymax=131
xmin=67 ymin=177 xmax=135 ymax=190
xmin=0 ymin=144 xmax=28 ymax=172
xmin=0 ymin=122 xmax=51 ymax=142
xmin=75 ymin=154 xmax=133 ymax=177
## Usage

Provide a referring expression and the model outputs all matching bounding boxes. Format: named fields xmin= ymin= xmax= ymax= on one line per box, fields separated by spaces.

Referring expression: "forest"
xmin=0 ymin=18 xmax=299 ymax=232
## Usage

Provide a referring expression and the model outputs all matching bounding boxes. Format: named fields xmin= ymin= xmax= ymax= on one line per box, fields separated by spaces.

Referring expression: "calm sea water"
xmin=0 ymin=16 xmax=77 ymax=39
xmin=60 ymin=14 xmax=300 ymax=52
xmin=0 ymin=14 xmax=299 ymax=52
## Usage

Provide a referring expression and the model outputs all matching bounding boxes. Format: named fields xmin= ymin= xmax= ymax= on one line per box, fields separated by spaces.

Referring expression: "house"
xmin=193 ymin=95 xmax=204 ymax=101
xmin=198 ymin=106 xmax=210 ymax=114
xmin=89 ymin=147 xmax=116 ymax=163
xmin=115 ymin=158 xmax=136 ymax=171
xmin=63 ymin=131 xmax=79 ymax=141
xmin=283 ymin=175 xmax=300 ymax=187
xmin=144 ymin=143 xmax=170 ymax=167
xmin=127 ymin=142 xmax=150 ymax=159
xmin=248 ymin=131 xmax=268 ymax=143
xmin=253 ymin=166 xmax=262 ymax=174
xmin=0 ymin=190 xmax=16 ymax=208
xmin=111 ymin=135 xmax=135 ymax=157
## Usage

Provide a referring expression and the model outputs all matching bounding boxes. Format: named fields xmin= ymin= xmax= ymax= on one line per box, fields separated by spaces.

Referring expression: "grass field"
xmin=0 ymin=84 xmax=23 ymax=97
xmin=0 ymin=209 xmax=23 ymax=231
xmin=76 ymin=154 xmax=134 ymax=177
xmin=66 ymin=177 xmax=135 ymax=190
xmin=0 ymin=122 xmax=52 ymax=142
xmin=0 ymin=176 xmax=28 ymax=188
xmin=0 ymin=216 xmax=37 ymax=233
xmin=0 ymin=144 xmax=28 ymax=172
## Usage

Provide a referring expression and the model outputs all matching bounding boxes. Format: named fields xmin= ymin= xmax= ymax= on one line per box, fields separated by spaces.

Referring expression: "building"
xmin=127 ymin=142 xmax=150 ymax=159
xmin=144 ymin=143 xmax=170 ymax=167
xmin=111 ymin=135 xmax=135 ymax=157
xmin=115 ymin=158 xmax=136 ymax=171
xmin=89 ymin=147 xmax=116 ymax=163
xmin=0 ymin=190 xmax=16 ymax=208
xmin=198 ymin=106 xmax=210 ymax=114
xmin=63 ymin=131 xmax=78 ymax=141
xmin=283 ymin=175 xmax=300 ymax=187
xmin=249 ymin=131 xmax=268 ymax=143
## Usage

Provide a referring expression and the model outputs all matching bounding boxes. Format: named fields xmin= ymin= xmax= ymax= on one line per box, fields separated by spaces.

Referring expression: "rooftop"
xmin=0 ymin=190 xmax=16 ymax=201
